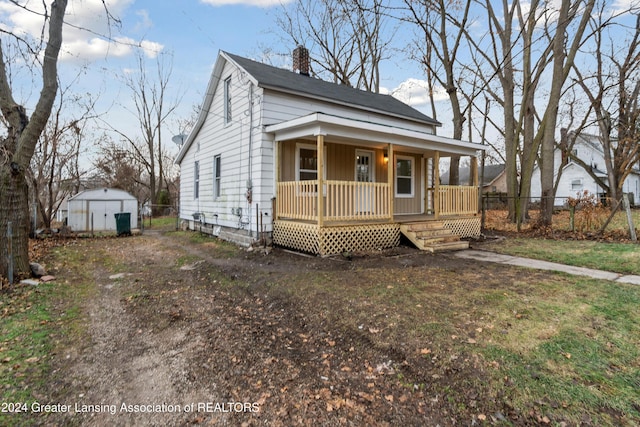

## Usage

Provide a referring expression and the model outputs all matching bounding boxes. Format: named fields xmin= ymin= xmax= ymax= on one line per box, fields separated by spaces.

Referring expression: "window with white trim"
xmin=213 ymin=155 xmax=221 ymax=199
xmin=295 ymin=143 xmax=326 ymax=181
xmin=224 ymin=77 xmax=232 ymax=124
xmin=395 ymin=155 xmax=414 ymax=197
xmin=571 ymin=178 xmax=582 ymax=191
xmin=194 ymin=161 xmax=200 ymax=199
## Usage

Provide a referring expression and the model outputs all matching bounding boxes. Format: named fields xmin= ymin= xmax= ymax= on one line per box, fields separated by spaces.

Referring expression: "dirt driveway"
xmin=35 ymin=230 xmax=546 ymax=426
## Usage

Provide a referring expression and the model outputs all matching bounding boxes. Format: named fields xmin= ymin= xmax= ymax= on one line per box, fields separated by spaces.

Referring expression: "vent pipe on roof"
xmin=293 ymin=45 xmax=310 ymax=76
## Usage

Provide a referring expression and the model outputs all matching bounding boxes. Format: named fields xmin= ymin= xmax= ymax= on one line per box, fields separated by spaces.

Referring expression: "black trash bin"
xmin=114 ymin=212 xmax=131 ymax=236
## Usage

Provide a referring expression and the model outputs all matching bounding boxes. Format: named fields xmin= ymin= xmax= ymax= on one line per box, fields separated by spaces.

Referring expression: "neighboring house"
xmin=530 ymin=132 xmax=640 ymax=206
xmin=55 ymin=196 xmax=69 ymax=224
xmin=175 ymin=48 xmax=485 ymax=255
xmin=442 ymin=164 xmax=506 ymax=193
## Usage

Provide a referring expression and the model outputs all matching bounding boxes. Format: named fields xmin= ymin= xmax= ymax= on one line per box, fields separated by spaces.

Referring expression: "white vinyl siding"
xmin=178 ymin=59 xmax=273 ymax=231
xmin=261 ymin=91 xmax=437 ymax=136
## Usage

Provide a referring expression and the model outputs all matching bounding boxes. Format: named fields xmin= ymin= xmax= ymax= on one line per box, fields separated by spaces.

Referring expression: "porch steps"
xmin=400 ymin=221 xmax=469 ymax=252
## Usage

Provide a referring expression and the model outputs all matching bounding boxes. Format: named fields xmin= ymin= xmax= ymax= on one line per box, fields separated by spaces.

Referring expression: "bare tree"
xmin=0 ymin=0 xmax=68 ymax=278
xmin=92 ymin=137 xmax=148 ymax=202
xmin=465 ymin=0 xmax=550 ymax=225
xmin=275 ymin=0 xmax=393 ymax=92
xmin=537 ymin=0 xmax=595 ymax=226
xmin=105 ymin=51 xmax=180 ymax=215
xmin=29 ymin=79 xmax=99 ymax=229
xmin=571 ymin=7 xmax=640 ymax=208
xmin=401 ymin=0 xmax=474 ymax=185
xmin=461 ymin=0 xmax=594 ymax=227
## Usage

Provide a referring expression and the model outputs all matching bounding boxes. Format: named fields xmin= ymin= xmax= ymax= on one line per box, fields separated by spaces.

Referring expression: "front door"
xmin=355 ymin=150 xmax=375 ymax=214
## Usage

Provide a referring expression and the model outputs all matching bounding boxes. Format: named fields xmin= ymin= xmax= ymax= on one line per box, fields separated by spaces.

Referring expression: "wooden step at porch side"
xmin=403 ymin=221 xmax=445 ymax=232
xmin=419 ymin=235 xmax=462 ymax=245
xmin=413 ymin=228 xmax=453 ymax=238
xmin=400 ymin=223 xmax=468 ymax=252
xmin=423 ymin=240 xmax=470 ymax=253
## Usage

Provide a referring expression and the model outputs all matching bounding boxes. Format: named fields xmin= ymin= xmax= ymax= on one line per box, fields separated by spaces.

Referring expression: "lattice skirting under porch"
xmin=273 ymin=221 xmax=400 ymax=256
xmin=441 ymin=216 xmax=481 ymax=238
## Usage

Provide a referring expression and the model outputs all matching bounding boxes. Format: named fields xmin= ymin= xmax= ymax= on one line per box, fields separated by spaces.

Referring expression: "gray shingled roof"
xmin=442 ymin=164 xmax=505 ymax=185
xmin=224 ymin=52 xmax=441 ymax=127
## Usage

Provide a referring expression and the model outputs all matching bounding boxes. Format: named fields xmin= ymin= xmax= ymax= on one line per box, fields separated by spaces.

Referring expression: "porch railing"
xmin=277 ymin=180 xmax=391 ymax=222
xmin=277 ymin=182 xmax=478 ymax=222
xmin=438 ymin=185 xmax=478 ymax=216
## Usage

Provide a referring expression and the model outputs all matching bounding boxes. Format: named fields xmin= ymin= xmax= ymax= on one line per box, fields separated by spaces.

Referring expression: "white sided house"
xmin=530 ymin=132 xmax=640 ymax=206
xmin=176 ymin=48 xmax=484 ymax=255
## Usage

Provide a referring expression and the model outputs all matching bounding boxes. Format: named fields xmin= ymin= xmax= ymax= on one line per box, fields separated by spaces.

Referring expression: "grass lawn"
xmin=2 ymin=232 xmax=639 ymax=426
xmin=487 ymin=238 xmax=640 ymax=275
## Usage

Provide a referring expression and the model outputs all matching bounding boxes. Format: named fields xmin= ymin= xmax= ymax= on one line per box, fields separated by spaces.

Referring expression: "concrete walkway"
xmin=455 ymin=249 xmax=640 ymax=285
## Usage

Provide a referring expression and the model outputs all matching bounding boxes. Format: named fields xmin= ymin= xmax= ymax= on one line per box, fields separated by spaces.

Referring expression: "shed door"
xmin=90 ymin=201 xmax=121 ymax=231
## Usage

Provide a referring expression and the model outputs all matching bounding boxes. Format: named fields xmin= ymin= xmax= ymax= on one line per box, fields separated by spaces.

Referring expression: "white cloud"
xmin=384 ymin=78 xmax=448 ymax=108
xmin=610 ymin=0 xmax=640 ymax=15
xmin=58 ymin=37 xmax=164 ymax=61
xmin=0 ymin=0 xmax=163 ymax=62
xmin=200 ymin=0 xmax=292 ymax=7
xmin=134 ymin=9 xmax=153 ymax=32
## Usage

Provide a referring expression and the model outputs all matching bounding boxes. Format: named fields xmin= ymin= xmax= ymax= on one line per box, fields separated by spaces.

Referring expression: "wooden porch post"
xmin=434 ymin=151 xmax=440 ymax=219
xmin=470 ymin=156 xmax=478 ymax=187
xmin=471 ymin=155 xmax=479 ymax=214
xmin=274 ymin=140 xmax=280 ymax=220
xmin=387 ymin=143 xmax=394 ymax=222
xmin=317 ymin=133 xmax=325 ymax=228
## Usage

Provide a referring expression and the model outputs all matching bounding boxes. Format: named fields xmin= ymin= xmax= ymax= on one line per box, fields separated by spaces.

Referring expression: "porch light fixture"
xmin=383 ymin=151 xmax=388 ymax=163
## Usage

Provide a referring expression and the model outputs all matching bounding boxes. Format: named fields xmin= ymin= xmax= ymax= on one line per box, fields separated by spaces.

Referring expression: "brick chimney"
xmin=293 ymin=45 xmax=310 ymax=76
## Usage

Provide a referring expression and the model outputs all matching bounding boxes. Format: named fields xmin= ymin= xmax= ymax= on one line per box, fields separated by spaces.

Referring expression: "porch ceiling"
xmin=265 ymin=112 xmax=484 ymax=157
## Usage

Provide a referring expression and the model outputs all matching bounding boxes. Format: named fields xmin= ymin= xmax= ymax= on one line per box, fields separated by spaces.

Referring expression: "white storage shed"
xmin=67 ymin=188 xmax=138 ymax=232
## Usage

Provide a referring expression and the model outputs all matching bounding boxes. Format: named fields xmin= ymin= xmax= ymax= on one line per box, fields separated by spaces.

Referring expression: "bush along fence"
xmin=481 ymin=192 xmax=637 ymax=240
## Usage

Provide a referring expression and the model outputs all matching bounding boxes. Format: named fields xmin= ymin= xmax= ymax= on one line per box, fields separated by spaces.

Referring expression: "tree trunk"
xmin=0 ymin=0 xmax=67 ymax=279
xmin=0 ymin=162 xmax=31 ymax=278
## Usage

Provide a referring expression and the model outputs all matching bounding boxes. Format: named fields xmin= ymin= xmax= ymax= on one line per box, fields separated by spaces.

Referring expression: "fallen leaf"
xmin=467 ymin=338 xmax=477 ymax=344
xmin=478 ymin=414 xmax=486 ymax=421
xmin=420 ymin=348 xmax=432 ymax=355
xmin=385 ymin=395 xmax=394 ymax=402
xmin=369 ymin=328 xmax=380 ymax=334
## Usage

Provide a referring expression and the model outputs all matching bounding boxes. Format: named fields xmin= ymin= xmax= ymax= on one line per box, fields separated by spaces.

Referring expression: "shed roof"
xmin=69 ymin=188 xmax=137 ymax=201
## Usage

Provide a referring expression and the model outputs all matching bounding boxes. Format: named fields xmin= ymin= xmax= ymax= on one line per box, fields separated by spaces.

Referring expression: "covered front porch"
xmin=267 ymin=113 xmax=484 ymax=255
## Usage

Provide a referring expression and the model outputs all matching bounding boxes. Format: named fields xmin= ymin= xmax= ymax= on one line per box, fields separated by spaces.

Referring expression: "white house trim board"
xmin=265 ymin=113 xmax=484 ymax=157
